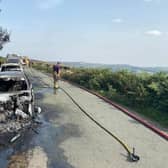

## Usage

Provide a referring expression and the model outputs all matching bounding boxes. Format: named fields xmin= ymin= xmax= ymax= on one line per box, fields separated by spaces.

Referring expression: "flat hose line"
xmin=60 ymin=87 xmax=140 ymax=162
xmin=27 ymin=70 xmax=140 ymax=162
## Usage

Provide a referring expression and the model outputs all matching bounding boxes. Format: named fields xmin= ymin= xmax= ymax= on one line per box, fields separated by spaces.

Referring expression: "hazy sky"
xmin=0 ymin=0 xmax=168 ymax=66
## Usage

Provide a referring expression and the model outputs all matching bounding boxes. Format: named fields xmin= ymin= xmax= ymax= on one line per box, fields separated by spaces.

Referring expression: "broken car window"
xmin=1 ymin=66 xmax=21 ymax=72
xmin=0 ymin=78 xmax=27 ymax=92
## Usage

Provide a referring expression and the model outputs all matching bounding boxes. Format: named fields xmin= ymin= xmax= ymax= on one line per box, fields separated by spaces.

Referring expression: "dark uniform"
xmin=53 ymin=63 xmax=60 ymax=88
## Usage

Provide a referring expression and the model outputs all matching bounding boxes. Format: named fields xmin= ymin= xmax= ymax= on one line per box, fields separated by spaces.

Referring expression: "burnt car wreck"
xmin=0 ymin=71 xmax=41 ymax=144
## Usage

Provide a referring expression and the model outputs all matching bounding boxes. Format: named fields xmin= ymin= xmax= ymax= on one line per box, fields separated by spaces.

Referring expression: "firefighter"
xmin=53 ymin=62 xmax=61 ymax=89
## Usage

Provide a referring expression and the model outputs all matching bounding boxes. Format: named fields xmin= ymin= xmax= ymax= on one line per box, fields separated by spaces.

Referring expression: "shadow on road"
xmin=0 ymin=87 xmax=81 ymax=168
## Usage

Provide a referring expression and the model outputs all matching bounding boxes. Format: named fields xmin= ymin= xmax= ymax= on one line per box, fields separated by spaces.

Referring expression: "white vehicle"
xmin=0 ymin=71 xmax=34 ymax=118
xmin=0 ymin=71 xmax=41 ymax=141
xmin=0 ymin=63 xmax=23 ymax=72
xmin=6 ymin=54 xmax=21 ymax=64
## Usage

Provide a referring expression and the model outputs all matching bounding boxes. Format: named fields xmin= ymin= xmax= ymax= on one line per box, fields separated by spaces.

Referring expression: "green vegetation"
xmin=31 ymin=62 xmax=53 ymax=73
xmin=0 ymin=3 xmax=10 ymax=50
xmin=0 ymin=56 xmax=5 ymax=63
xmin=32 ymin=62 xmax=168 ymax=128
xmin=62 ymin=68 xmax=168 ymax=128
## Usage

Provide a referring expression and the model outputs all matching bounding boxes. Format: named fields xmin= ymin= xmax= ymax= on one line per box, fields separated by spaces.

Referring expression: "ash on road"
xmin=0 ymin=68 xmax=167 ymax=168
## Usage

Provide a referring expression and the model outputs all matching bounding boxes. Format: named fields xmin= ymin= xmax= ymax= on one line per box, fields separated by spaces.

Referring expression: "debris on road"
xmin=10 ymin=133 xmax=21 ymax=143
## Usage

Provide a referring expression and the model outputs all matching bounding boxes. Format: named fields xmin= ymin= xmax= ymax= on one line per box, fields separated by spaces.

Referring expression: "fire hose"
xmin=60 ymin=87 xmax=140 ymax=162
xmin=30 ymin=72 xmax=140 ymax=162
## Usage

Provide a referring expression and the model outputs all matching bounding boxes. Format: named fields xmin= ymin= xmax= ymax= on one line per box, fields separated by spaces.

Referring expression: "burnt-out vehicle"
xmin=0 ymin=71 xmax=40 ymax=143
xmin=0 ymin=63 xmax=23 ymax=72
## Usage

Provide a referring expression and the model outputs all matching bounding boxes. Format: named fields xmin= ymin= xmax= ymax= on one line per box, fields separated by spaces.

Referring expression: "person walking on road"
xmin=53 ymin=62 xmax=61 ymax=89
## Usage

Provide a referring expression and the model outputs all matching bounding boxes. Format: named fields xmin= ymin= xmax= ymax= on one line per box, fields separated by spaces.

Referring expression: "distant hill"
xmin=32 ymin=59 xmax=168 ymax=73
xmin=60 ymin=62 xmax=168 ymax=73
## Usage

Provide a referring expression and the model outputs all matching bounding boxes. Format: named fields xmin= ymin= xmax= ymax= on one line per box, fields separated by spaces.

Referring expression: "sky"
xmin=0 ymin=0 xmax=168 ymax=67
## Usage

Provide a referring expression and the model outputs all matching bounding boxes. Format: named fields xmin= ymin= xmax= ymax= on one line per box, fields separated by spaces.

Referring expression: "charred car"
xmin=0 ymin=63 xmax=23 ymax=72
xmin=0 ymin=71 xmax=40 ymax=141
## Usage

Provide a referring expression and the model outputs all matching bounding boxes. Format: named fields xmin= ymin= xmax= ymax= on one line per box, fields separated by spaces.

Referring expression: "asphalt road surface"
xmin=0 ymin=68 xmax=167 ymax=168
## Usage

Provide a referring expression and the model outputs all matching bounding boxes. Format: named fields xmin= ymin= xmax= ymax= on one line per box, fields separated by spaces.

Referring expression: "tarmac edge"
xmin=62 ymin=79 xmax=168 ymax=141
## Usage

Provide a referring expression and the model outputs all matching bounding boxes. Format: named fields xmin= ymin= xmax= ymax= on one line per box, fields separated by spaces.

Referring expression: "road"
xmin=0 ymin=68 xmax=167 ymax=168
